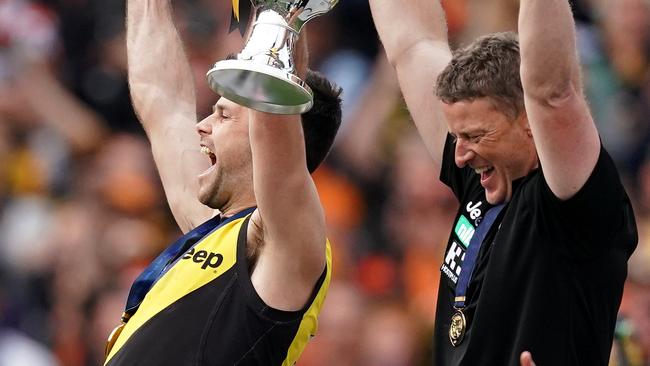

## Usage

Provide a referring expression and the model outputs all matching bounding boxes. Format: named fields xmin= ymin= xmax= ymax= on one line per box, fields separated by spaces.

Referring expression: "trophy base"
xmin=207 ymin=60 xmax=313 ymax=115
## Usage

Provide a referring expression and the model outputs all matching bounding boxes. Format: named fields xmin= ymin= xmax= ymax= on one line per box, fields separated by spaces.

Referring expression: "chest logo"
xmin=181 ymin=247 xmax=224 ymax=270
xmin=454 ymin=215 xmax=475 ymax=248
xmin=466 ymin=201 xmax=483 ymax=225
xmin=441 ymin=241 xmax=466 ymax=284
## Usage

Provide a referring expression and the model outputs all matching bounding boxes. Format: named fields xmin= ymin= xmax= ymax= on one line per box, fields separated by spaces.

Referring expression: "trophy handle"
xmin=252 ymin=0 xmax=339 ymax=32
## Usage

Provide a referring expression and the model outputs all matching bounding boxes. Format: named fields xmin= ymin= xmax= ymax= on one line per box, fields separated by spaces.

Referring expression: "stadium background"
xmin=0 ymin=0 xmax=649 ymax=365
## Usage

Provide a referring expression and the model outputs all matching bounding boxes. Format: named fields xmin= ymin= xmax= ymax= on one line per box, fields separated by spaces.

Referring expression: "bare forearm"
xmin=519 ymin=0 xmax=582 ymax=100
xmin=369 ymin=0 xmax=449 ymax=65
xmin=126 ymin=0 xmax=197 ymax=125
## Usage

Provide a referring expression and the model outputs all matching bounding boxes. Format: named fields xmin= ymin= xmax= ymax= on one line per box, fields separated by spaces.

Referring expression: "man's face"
xmin=443 ymin=98 xmax=537 ymax=204
xmin=196 ymin=97 xmax=253 ymax=209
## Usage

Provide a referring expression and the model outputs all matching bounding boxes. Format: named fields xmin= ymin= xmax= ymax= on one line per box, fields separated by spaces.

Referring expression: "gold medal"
xmin=105 ymin=313 xmax=130 ymax=358
xmin=449 ymin=310 xmax=466 ymax=347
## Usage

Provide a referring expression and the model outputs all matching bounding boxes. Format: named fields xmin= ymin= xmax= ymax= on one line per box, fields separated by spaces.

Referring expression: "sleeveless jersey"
xmin=105 ymin=213 xmax=332 ymax=366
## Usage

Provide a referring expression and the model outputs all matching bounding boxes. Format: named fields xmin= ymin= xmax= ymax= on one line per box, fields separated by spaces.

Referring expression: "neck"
xmin=217 ymin=192 xmax=256 ymax=218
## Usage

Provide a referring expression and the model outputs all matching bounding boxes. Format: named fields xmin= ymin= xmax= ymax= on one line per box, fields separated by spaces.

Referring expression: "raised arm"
xmin=337 ymin=53 xmax=400 ymax=180
xmin=126 ymin=0 xmax=213 ymax=232
xmin=369 ymin=0 xmax=451 ymax=174
xmin=16 ymin=61 xmax=107 ymax=154
xmin=518 ymin=0 xmax=600 ymax=200
xmin=247 ymin=36 xmax=327 ymax=311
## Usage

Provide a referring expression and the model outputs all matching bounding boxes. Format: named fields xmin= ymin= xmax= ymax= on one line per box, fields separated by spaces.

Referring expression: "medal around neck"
xmin=105 ymin=312 xmax=130 ymax=357
xmin=448 ymin=204 xmax=506 ymax=347
xmin=449 ymin=309 xmax=466 ymax=347
xmin=207 ymin=0 xmax=339 ymax=114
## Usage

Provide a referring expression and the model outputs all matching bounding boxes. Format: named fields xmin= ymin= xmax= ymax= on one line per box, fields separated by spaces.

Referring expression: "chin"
xmin=198 ymin=193 xmax=221 ymax=210
xmin=197 ymin=186 xmax=218 ymax=208
xmin=197 ymin=194 xmax=209 ymax=206
xmin=486 ymin=191 xmax=506 ymax=205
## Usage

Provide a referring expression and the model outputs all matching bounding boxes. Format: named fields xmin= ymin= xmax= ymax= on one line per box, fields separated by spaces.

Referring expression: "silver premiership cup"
xmin=206 ymin=0 xmax=339 ymax=114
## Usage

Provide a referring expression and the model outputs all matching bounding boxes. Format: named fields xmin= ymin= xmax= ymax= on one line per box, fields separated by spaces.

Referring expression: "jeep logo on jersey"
xmin=182 ymin=247 xmax=224 ymax=270
xmin=441 ymin=241 xmax=466 ymax=284
xmin=466 ymin=201 xmax=483 ymax=225
xmin=454 ymin=215 xmax=475 ymax=248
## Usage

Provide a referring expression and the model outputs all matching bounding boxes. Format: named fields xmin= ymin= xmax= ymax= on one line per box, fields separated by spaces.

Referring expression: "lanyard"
xmin=105 ymin=207 xmax=256 ymax=359
xmin=124 ymin=207 xmax=256 ymax=316
xmin=454 ymin=204 xmax=505 ymax=309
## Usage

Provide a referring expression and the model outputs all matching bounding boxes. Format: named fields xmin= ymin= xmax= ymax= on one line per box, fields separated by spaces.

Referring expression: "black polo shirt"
xmin=434 ymin=135 xmax=637 ymax=365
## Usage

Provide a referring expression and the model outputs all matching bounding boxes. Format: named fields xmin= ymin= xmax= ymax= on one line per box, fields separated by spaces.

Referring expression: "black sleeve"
xmin=539 ymin=145 xmax=638 ymax=257
xmin=440 ymin=134 xmax=481 ymax=202
xmin=235 ymin=216 xmax=329 ymax=323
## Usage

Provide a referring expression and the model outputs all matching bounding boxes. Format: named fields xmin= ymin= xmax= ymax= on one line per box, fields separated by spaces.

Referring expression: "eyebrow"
xmin=458 ymin=128 xmax=487 ymax=137
xmin=450 ymin=129 xmax=487 ymax=141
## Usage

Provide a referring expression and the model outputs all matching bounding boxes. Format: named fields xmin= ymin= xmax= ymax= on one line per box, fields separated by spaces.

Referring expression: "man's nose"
xmin=455 ymin=139 xmax=475 ymax=168
xmin=196 ymin=117 xmax=211 ymax=136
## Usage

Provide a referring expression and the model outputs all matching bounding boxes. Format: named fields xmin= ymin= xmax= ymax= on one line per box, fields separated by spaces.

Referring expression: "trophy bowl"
xmin=207 ymin=0 xmax=339 ymax=114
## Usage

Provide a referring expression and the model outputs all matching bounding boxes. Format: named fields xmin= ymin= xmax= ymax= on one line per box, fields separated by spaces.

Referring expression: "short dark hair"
xmin=220 ymin=58 xmax=341 ymax=172
xmin=302 ymin=70 xmax=342 ymax=173
xmin=436 ymin=32 xmax=524 ymax=119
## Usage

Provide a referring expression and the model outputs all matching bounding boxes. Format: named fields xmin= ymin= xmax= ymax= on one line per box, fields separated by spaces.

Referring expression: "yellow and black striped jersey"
xmin=105 ymin=212 xmax=331 ymax=366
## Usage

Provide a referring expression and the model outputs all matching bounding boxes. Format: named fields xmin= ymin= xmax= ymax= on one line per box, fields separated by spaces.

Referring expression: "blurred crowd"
xmin=0 ymin=0 xmax=649 ymax=365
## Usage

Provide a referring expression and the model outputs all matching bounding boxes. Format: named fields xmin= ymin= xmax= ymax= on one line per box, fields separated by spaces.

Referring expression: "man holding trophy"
xmin=104 ymin=0 xmax=341 ymax=365
xmin=370 ymin=0 xmax=637 ymax=365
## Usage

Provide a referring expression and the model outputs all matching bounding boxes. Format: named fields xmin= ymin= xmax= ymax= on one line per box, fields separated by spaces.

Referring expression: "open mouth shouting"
xmin=475 ymin=166 xmax=495 ymax=186
xmin=201 ymin=145 xmax=217 ymax=166
xmin=198 ymin=145 xmax=218 ymax=179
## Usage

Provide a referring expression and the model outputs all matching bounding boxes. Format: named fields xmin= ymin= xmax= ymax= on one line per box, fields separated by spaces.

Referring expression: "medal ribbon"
xmin=454 ymin=204 xmax=505 ymax=309
xmin=105 ymin=207 xmax=255 ymax=359
xmin=123 ymin=207 xmax=256 ymax=315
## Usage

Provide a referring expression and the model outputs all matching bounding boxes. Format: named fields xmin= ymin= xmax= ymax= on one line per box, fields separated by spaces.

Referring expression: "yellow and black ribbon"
xmin=229 ymin=0 xmax=252 ymax=36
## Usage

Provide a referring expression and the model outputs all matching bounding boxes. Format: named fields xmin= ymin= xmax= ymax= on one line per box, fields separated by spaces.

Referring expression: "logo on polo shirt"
xmin=454 ymin=215 xmax=475 ymax=248
xmin=466 ymin=201 xmax=483 ymax=225
xmin=441 ymin=241 xmax=466 ymax=284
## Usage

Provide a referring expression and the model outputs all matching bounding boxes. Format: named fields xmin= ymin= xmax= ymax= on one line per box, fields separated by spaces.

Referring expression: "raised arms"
xmin=369 ymin=0 xmax=451 ymax=174
xmin=126 ymin=0 xmax=213 ymax=232
xmin=247 ymin=36 xmax=328 ymax=311
xmin=518 ymin=0 xmax=600 ymax=200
